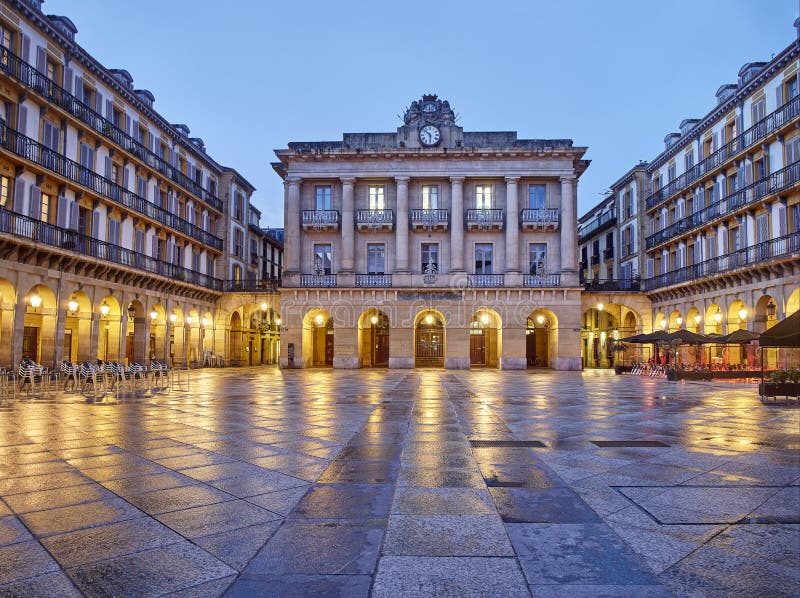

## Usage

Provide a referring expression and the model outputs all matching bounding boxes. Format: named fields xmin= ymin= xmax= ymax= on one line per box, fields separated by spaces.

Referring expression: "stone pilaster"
xmin=284 ymin=178 xmax=301 ymax=273
xmin=341 ymin=178 xmax=355 ymax=273
xmin=395 ymin=176 xmax=409 ymax=272
xmin=505 ymin=176 xmax=520 ymax=273
xmin=560 ymin=175 xmax=577 ymax=275
xmin=450 ymin=177 xmax=465 ymax=272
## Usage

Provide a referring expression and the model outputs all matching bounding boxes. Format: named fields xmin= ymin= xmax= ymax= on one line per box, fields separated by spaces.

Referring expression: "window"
xmin=206 ymin=256 xmax=215 ymax=277
xmin=232 ymin=264 xmax=242 ymax=282
xmin=421 ymin=243 xmax=439 ymax=272
xmin=422 ymin=185 xmax=438 ymax=209
xmin=315 ymin=186 xmax=331 ymax=210
xmin=528 ymin=243 xmax=546 ymax=275
xmin=367 ymin=243 xmax=385 ymax=274
xmin=667 ymin=164 xmax=676 ymax=182
xmin=0 ymin=175 xmax=9 ymax=208
xmin=40 ymin=192 xmax=51 ymax=223
xmin=786 ymin=136 xmax=800 ymax=165
xmin=528 ymin=185 xmax=546 ymax=209
xmin=706 ymin=234 xmax=717 ymax=259
xmin=753 ymin=157 xmax=767 ymax=181
xmin=474 ymin=243 xmax=493 ymax=274
xmin=314 ymin=244 xmax=332 ymax=274
xmin=368 ymin=185 xmax=385 ymax=210
xmin=625 ymin=190 xmax=634 ymax=219
xmin=475 ymin=185 xmax=492 ymax=209
xmin=784 ymin=78 xmax=799 ymax=103
xmin=684 ymin=150 xmax=694 ymax=172
xmin=756 ymin=213 xmax=769 ymax=243
xmin=108 ymin=218 xmax=120 ymax=245
xmin=751 ymin=98 xmax=766 ymax=124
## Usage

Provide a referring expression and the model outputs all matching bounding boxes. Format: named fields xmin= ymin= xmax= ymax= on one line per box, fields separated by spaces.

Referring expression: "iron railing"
xmin=520 ymin=208 xmax=559 ymax=227
xmin=583 ymin=278 xmax=640 ymax=292
xmin=300 ymin=274 xmax=337 ymax=287
xmin=301 ymin=210 xmax=340 ymax=228
xmin=0 ymin=45 xmax=224 ymax=211
xmin=0 ymin=207 xmax=222 ymax=290
xmin=644 ymin=230 xmax=800 ymax=290
xmin=578 ymin=209 xmax=616 ymax=242
xmin=467 ymin=274 xmax=504 ymax=287
xmin=646 ymin=160 xmax=800 ymax=249
xmin=410 ymin=209 xmax=449 ymax=227
xmin=465 ymin=209 xmax=504 ymax=228
xmin=0 ymin=123 xmax=223 ymax=250
xmin=224 ymin=279 xmax=279 ymax=293
xmin=523 ymin=274 xmax=561 ymax=287
xmin=355 ymin=274 xmax=392 ymax=287
xmin=603 ymin=246 xmax=614 ymax=260
xmin=356 ymin=209 xmax=393 ymax=227
xmin=645 ymin=95 xmax=800 ymax=211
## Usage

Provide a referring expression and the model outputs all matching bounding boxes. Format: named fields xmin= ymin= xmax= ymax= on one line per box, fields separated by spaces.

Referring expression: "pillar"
xmin=0 ymin=305 xmax=14 ymax=367
xmin=560 ymin=176 xmax=577 ymax=273
xmin=395 ymin=176 xmax=409 ymax=272
xmin=11 ymin=301 xmax=25 ymax=366
xmin=505 ymin=176 xmax=520 ymax=272
xmin=285 ymin=178 xmax=301 ymax=273
xmin=450 ymin=177 xmax=464 ymax=272
xmin=341 ymin=178 xmax=355 ymax=273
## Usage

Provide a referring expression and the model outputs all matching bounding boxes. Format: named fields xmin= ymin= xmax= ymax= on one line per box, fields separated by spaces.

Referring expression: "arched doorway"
xmin=415 ymin=310 xmax=445 ymax=368
xmin=229 ymin=311 xmax=243 ymax=365
xmin=582 ymin=305 xmax=618 ymax=368
xmin=126 ymin=300 xmax=146 ymax=364
xmin=470 ymin=309 xmax=500 ymax=367
xmin=64 ymin=290 xmax=91 ymax=363
xmin=359 ymin=309 xmax=389 ymax=368
xmin=302 ymin=309 xmax=333 ymax=367
xmin=97 ymin=296 xmax=122 ymax=364
xmin=526 ymin=309 xmax=556 ymax=368
xmin=0 ymin=278 xmax=16 ymax=367
xmin=22 ymin=284 xmax=57 ymax=365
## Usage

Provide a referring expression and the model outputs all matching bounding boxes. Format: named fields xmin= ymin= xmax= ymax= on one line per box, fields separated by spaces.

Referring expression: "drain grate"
xmin=470 ymin=440 xmax=547 ymax=448
xmin=484 ymin=479 xmax=527 ymax=488
xmin=591 ymin=440 xmax=670 ymax=447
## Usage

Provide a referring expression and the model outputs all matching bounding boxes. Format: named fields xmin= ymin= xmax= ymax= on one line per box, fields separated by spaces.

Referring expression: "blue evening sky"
xmin=46 ymin=0 xmax=797 ymax=227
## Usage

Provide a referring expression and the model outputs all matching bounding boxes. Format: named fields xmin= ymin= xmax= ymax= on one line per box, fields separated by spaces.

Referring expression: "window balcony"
xmin=467 ymin=274 xmax=504 ymax=287
xmin=523 ymin=274 xmax=561 ymax=287
xmin=225 ymin=279 xmax=279 ymax=293
xmin=603 ymin=246 xmax=614 ymax=260
xmin=302 ymin=210 xmax=340 ymax=231
xmin=520 ymin=208 xmax=559 ymax=230
xmin=356 ymin=209 xmax=394 ymax=231
xmin=590 ymin=255 xmax=600 ymax=266
xmin=300 ymin=274 xmax=337 ymax=287
xmin=578 ymin=209 xmax=616 ymax=243
xmin=410 ymin=209 xmax=449 ymax=230
xmin=465 ymin=209 xmax=504 ymax=230
xmin=355 ymin=274 xmax=392 ymax=287
xmin=583 ymin=278 xmax=640 ymax=292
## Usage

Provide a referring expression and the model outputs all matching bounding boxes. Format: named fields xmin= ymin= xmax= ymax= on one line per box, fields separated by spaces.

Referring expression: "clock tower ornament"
xmin=400 ymin=94 xmax=461 ymax=149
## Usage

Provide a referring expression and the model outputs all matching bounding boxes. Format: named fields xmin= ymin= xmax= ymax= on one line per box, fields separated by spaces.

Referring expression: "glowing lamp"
xmin=150 ymin=310 xmax=158 ymax=321
xmin=261 ymin=302 xmax=268 ymax=311
xmin=169 ymin=313 xmax=177 ymax=323
xmin=596 ymin=303 xmax=604 ymax=312
xmin=370 ymin=315 xmax=378 ymax=325
xmin=660 ymin=318 xmax=667 ymax=329
xmin=713 ymin=312 xmax=723 ymax=323
xmin=275 ymin=317 xmax=282 ymax=326
xmin=425 ymin=314 xmax=434 ymax=325
xmin=100 ymin=302 xmax=110 ymax=317
xmin=738 ymin=308 xmax=747 ymax=322
xmin=536 ymin=315 xmax=545 ymax=325
xmin=694 ymin=314 xmax=702 ymax=325
xmin=315 ymin=314 xmax=324 ymax=325
xmin=29 ymin=293 xmax=42 ymax=308
xmin=202 ymin=317 xmax=209 ymax=327
xmin=186 ymin=316 xmax=193 ymax=325
xmin=67 ymin=299 xmax=79 ymax=313
xmin=676 ymin=316 xmax=683 ymax=326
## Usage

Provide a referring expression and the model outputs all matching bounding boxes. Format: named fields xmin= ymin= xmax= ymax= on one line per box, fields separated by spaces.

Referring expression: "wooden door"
xmin=470 ymin=332 xmax=485 ymax=365
xmin=22 ymin=326 xmax=39 ymax=361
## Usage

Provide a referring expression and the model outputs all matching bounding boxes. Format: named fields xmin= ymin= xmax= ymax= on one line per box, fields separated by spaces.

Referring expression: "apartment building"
xmin=0 ymin=0 xmax=277 ymax=368
xmin=262 ymin=227 xmax=284 ymax=283
xmin=274 ymin=94 xmax=589 ymax=370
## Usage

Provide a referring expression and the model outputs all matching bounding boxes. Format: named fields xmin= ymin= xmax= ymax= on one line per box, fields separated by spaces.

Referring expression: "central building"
xmin=273 ymin=95 xmax=589 ymax=370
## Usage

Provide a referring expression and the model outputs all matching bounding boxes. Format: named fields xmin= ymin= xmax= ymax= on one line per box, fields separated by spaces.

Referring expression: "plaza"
xmin=0 ymin=368 xmax=797 ymax=597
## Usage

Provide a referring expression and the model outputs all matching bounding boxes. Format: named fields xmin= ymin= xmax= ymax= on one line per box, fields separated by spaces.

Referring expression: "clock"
xmin=419 ymin=125 xmax=441 ymax=147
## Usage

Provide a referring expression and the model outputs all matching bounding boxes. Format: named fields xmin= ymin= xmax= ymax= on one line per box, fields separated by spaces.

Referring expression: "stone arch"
xmin=669 ymin=309 xmax=683 ymax=330
xmin=126 ymin=299 xmax=147 ymax=364
xmin=785 ymin=288 xmax=799 ymax=316
xmin=168 ymin=306 xmax=185 ymax=366
xmin=63 ymin=290 xmax=92 ymax=363
xmin=302 ymin=309 xmax=333 ymax=367
xmin=470 ymin=308 xmax=501 ymax=368
xmin=358 ymin=309 xmax=390 ymax=368
xmin=686 ymin=306 xmax=702 ymax=333
xmin=20 ymin=284 xmax=57 ymax=365
xmin=583 ymin=305 xmax=619 ymax=368
xmin=414 ymin=309 xmax=446 ymax=368
xmin=705 ymin=303 xmax=724 ymax=335
xmin=229 ymin=310 xmax=243 ymax=366
xmin=0 ymin=278 xmax=16 ymax=367
xmin=527 ymin=308 xmax=558 ymax=368
xmin=754 ymin=295 xmax=778 ymax=333
xmin=728 ymin=299 xmax=748 ymax=332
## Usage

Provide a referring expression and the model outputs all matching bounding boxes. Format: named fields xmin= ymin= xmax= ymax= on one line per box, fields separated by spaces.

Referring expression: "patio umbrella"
xmin=713 ymin=329 xmax=761 ymax=344
xmin=666 ymin=329 xmax=713 ymax=344
xmin=758 ymin=311 xmax=800 ymax=348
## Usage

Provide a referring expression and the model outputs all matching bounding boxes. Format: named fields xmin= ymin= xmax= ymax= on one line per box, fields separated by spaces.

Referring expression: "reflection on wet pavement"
xmin=0 ymin=368 xmax=797 ymax=596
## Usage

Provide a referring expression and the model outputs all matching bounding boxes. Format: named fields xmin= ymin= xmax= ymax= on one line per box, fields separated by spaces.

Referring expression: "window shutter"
xmin=17 ymin=105 xmax=27 ymax=135
xmin=148 ymin=131 xmax=155 ymax=153
xmin=92 ymin=209 xmax=100 ymax=239
xmin=74 ymin=75 xmax=82 ymax=103
xmin=109 ymin=219 xmax=120 ymax=245
xmin=152 ymin=236 xmax=158 ymax=259
xmin=13 ymin=178 xmax=26 ymax=212
xmin=95 ymin=91 xmax=103 ymax=116
xmin=104 ymin=156 xmax=112 ymax=179
xmin=21 ymin=35 xmax=30 ymax=63
xmin=28 ymin=186 xmax=41 ymax=219
xmin=152 ymin=134 xmax=160 ymax=157
xmin=64 ymin=68 xmax=73 ymax=93
xmin=69 ymin=201 xmax=78 ymax=230
xmin=56 ymin=195 xmax=67 ymax=228
xmin=105 ymin=99 xmax=113 ymax=121
xmin=777 ymin=205 xmax=787 ymax=236
xmin=122 ymin=167 xmax=129 ymax=191
xmin=776 ymin=85 xmax=783 ymax=108
xmin=35 ymin=46 xmax=46 ymax=74
xmin=131 ymin=119 xmax=139 ymax=142
xmin=135 ymin=229 xmax=144 ymax=254
xmin=712 ymin=132 xmax=718 ymax=152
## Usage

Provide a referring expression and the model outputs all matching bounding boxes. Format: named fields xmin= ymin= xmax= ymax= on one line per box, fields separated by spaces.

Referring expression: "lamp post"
xmin=186 ymin=316 xmax=192 ymax=366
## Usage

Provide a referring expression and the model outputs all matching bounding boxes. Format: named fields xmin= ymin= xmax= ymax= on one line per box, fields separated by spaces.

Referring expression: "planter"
xmin=759 ymin=382 xmax=800 ymax=397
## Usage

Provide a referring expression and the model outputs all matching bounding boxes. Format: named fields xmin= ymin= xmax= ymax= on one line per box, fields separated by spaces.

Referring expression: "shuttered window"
xmin=756 ymin=213 xmax=769 ymax=243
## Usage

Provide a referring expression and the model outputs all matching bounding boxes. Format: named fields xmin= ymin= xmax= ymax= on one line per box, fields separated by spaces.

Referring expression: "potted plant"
xmin=759 ymin=368 xmax=800 ymax=399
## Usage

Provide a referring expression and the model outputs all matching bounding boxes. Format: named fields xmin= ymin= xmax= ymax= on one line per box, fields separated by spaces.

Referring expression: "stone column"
xmin=284 ymin=178 xmax=301 ymax=273
xmin=11 ymin=300 xmax=25 ymax=366
xmin=505 ymin=176 xmax=520 ymax=273
xmin=395 ymin=176 xmax=409 ymax=272
xmin=450 ymin=177 xmax=465 ymax=272
xmin=341 ymin=178 xmax=355 ymax=273
xmin=560 ymin=176 xmax=577 ymax=273
xmin=53 ymin=304 xmax=66 ymax=367
xmin=88 ymin=313 xmax=100 ymax=362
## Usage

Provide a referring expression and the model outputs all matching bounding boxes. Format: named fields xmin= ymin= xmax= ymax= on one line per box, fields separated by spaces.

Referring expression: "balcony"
xmin=0 ymin=207 xmax=222 ymax=290
xmin=583 ymin=278 xmax=640 ymax=292
xmin=302 ymin=210 xmax=340 ymax=231
xmin=467 ymin=274 xmax=504 ymax=287
xmin=356 ymin=209 xmax=394 ymax=231
xmin=520 ymin=208 xmax=559 ymax=230
xmin=0 ymin=45 xmax=224 ymax=212
xmin=644 ymin=230 xmax=800 ymax=291
xmin=578 ymin=209 xmax=616 ymax=243
xmin=645 ymin=94 xmax=800 ymax=212
xmin=410 ymin=209 xmax=449 ymax=231
xmin=646 ymin=160 xmax=800 ymax=250
xmin=300 ymin=274 xmax=337 ymax=287
xmin=465 ymin=209 xmax=504 ymax=230
xmin=523 ymin=274 xmax=561 ymax=287
xmin=603 ymin=246 xmax=614 ymax=260
xmin=224 ymin=279 xmax=279 ymax=293
xmin=0 ymin=123 xmax=223 ymax=250
xmin=590 ymin=255 xmax=600 ymax=266
xmin=355 ymin=274 xmax=392 ymax=287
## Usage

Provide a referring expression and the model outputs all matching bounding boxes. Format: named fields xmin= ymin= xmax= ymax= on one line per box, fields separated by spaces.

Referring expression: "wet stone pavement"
xmin=0 ymin=369 xmax=798 ymax=597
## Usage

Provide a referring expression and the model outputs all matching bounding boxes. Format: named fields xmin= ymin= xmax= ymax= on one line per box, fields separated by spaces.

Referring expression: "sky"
xmin=44 ymin=0 xmax=798 ymax=228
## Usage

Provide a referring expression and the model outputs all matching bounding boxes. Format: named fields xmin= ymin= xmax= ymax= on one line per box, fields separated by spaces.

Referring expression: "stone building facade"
xmin=274 ymin=95 xmax=589 ymax=370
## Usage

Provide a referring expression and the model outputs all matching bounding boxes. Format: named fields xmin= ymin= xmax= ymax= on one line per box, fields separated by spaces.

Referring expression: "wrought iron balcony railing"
xmin=603 ymin=246 xmax=614 ymax=260
xmin=465 ymin=209 xmax=504 ymax=230
xmin=0 ymin=45 xmax=224 ymax=212
xmin=467 ymin=274 xmax=504 ymax=287
xmin=520 ymin=208 xmax=559 ymax=229
xmin=301 ymin=210 xmax=340 ymax=230
xmin=644 ymin=230 xmax=800 ymax=291
xmin=224 ymin=279 xmax=279 ymax=293
xmin=646 ymin=160 xmax=800 ymax=249
xmin=0 ymin=123 xmax=222 ymax=250
xmin=410 ymin=209 xmax=449 ymax=230
xmin=583 ymin=278 xmax=640 ymax=292
xmin=0 ymin=207 xmax=222 ymax=290
xmin=356 ymin=209 xmax=394 ymax=230
xmin=523 ymin=274 xmax=561 ymax=287
xmin=355 ymin=274 xmax=392 ymax=287
xmin=645 ymin=94 xmax=800 ymax=212
xmin=578 ymin=209 xmax=616 ymax=242
xmin=300 ymin=274 xmax=337 ymax=287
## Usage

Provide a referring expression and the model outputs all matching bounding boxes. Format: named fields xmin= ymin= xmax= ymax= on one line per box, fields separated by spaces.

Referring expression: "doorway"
xmin=415 ymin=312 xmax=444 ymax=368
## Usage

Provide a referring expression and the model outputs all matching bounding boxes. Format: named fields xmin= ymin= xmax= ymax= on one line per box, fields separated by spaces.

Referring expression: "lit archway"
xmin=787 ymin=288 xmax=800 ymax=316
xmin=669 ymin=309 xmax=683 ymax=330
xmin=97 ymin=296 xmax=122 ymax=364
xmin=126 ymin=300 xmax=146 ymax=364
xmin=0 ymin=278 xmax=16 ymax=367
xmin=21 ymin=284 xmax=57 ymax=365
xmin=582 ymin=305 xmax=618 ymax=368
xmin=63 ymin=290 xmax=91 ymax=363
xmin=686 ymin=306 xmax=702 ymax=333
xmin=303 ymin=309 xmax=333 ymax=367
xmin=470 ymin=308 xmax=501 ymax=367
xmin=229 ymin=310 xmax=243 ymax=366
xmin=359 ymin=309 xmax=390 ymax=367
xmin=728 ymin=299 xmax=749 ymax=332
xmin=527 ymin=309 xmax=557 ymax=368
xmin=414 ymin=309 xmax=445 ymax=368
xmin=149 ymin=304 xmax=166 ymax=362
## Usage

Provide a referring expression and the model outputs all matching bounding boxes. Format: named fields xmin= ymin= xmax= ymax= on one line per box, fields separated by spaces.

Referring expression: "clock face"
xmin=419 ymin=125 xmax=441 ymax=146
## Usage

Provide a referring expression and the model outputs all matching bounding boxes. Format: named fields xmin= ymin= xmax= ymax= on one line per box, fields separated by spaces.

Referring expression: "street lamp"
xmin=68 ymin=299 xmax=79 ymax=314
xmin=676 ymin=316 xmax=683 ymax=328
xmin=738 ymin=308 xmax=747 ymax=323
xmin=660 ymin=318 xmax=667 ymax=330
xmin=275 ymin=316 xmax=282 ymax=326
xmin=150 ymin=309 xmax=158 ymax=321
xmin=694 ymin=314 xmax=702 ymax=325
xmin=596 ymin=303 xmax=604 ymax=312
xmin=29 ymin=293 xmax=42 ymax=308
xmin=713 ymin=312 xmax=723 ymax=323
xmin=169 ymin=313 xmax=177 ymax=323
xmin=100 ymin=302 xmax=110 ymax=317
xmin=536 ymin=314 xmax=545 ymax=326
xmin=315 ymin=314 xmax=324 ymax=326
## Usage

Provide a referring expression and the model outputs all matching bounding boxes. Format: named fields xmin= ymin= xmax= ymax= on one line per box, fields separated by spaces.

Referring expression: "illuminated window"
xmin=314 ymin=244 xmax=332 ymax=274
xmin=475 ymin=185 xmax=492 ymax=209
xmin=41 ymin=193 xmax=51 ymax=223
xmin=0 ymin=175 xmax=9 ymax=208
xmin=368 ymin=185 xmax=385 ymax=210
xmin=422 ymin=185 xmax=438 ymax=209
